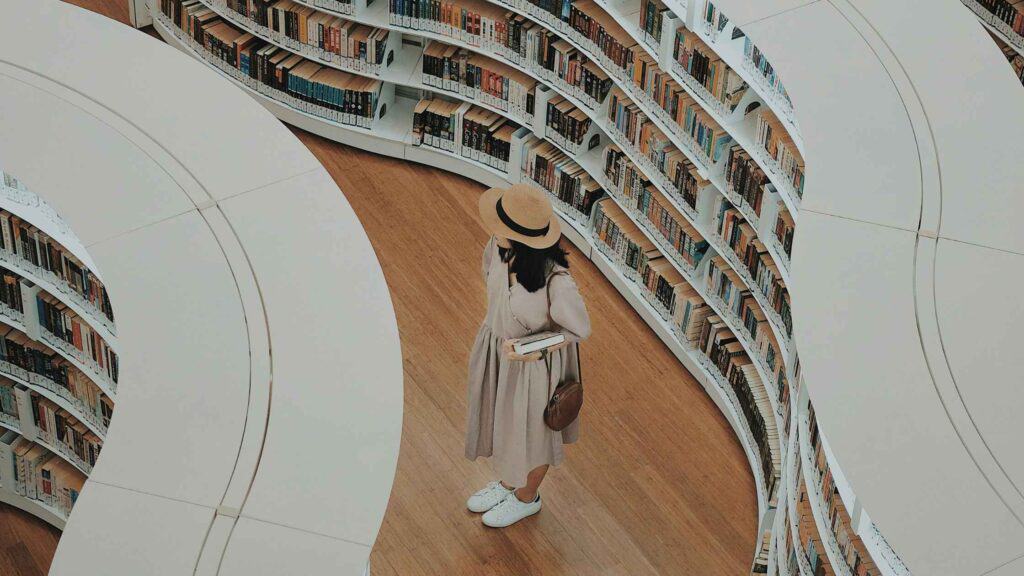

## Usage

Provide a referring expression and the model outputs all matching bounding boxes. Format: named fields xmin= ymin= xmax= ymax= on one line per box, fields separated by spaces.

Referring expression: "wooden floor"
xmin=0 ymin=504 xmax=61 ymax=576
xmin=2 ymin=2 xmax=757 ymax=574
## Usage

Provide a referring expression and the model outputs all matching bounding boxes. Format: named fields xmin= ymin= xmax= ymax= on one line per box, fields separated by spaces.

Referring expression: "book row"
xmin=223 ymin=0 xmax=391 ymax=70
xmin=591 ymin=199 xmax=779 ymax=495
xmin=0 ymin=329 xmax=111 ymax=433
xmin=162 ymin=1 xmax=384 ymax=125
xmin=975 ymin=0 xmax=1024 ymax=38
xmin=601 ymin=146 xmax=708 ymax=271
xmin=0 ymin=264 xmax=119 ymax=388
xmin=0 ymin=210 xmax=114 ymax=327
xmin=521 ymin=138 xmax=603 ymax=219
xmin=412 ymin=97 xmax=520 ymax=171
xmin=797 ymin=476 xmax=835 ymax=576
xmin=422 ymin=40 xmax=538 ymax=121
xmin=807 ymin=406 xmax=878 ymax=576
xmin=0 ymin=429 xmax=85 ymax=520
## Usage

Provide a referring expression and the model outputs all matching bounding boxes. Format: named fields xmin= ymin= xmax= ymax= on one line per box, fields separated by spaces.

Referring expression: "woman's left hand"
xmin=502 ymin=339 xmax=543 ymax=362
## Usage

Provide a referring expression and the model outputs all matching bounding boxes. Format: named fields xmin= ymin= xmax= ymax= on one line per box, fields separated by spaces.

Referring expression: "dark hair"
xmin=499 ymin=239 xmax=569 ymax=292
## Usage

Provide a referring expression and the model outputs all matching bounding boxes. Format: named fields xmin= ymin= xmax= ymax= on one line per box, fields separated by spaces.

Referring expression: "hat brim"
xmin=479 ymin=186 xmax=562 ymax=249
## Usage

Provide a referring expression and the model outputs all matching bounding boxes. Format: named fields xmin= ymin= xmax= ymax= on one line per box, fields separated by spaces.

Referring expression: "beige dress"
xmin=465 ymin=236 xmax=592 ymax=486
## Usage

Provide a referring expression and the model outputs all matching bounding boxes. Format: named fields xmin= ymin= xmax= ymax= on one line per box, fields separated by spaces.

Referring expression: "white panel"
xmin=743 ymin=2 xmax=922 ymax=232
xmin=218 ymin=518 xmax=370 ymax=576
xmin=791 ymin=211 xmax=1024 ymax=575
xmin=0 ymin=0 xmax=321 ymax=202
xmin=0 ymin=74 xmax=192 ymax=246
xmin=853 ymin=0 xmax=1024 ymax=254
xmin=85 ymin=211 xmax=250 ymax=507
xmin=50 ymin=481 xmax=212 ymax=575
xmin=986 ymin=553 xmax=1024 ymax=576
xmin=218 ymin=168 xmax=402 ymax=545
xmin=934 ymin=240 xmax=1024 ymax=505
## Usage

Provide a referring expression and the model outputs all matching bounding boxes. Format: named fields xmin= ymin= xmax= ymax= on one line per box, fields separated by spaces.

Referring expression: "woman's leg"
xmin=514 ymin=464 xmax=548 ymax=502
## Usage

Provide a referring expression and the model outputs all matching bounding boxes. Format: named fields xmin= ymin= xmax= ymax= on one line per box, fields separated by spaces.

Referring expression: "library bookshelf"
xmin=0 ymin=170 xmax=117 ymax=531
xmin=147 ymin=0 xmax=1024 ymax=574
xmin=139 ymin=0 xmax=963 ymax=574
xmin=0 ymin=1 xmax=402 ymax=574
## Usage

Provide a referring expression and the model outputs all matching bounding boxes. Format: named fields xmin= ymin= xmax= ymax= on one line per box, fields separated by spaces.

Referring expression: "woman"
xmin=465 ymin=183 xmax=591 ymax=528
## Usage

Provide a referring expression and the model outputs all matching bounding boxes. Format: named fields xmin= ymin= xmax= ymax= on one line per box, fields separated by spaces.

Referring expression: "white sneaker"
xmin=482 ymin=492 xmax=542 ymax=528
xmin=467 ymin=481 xmax=513 ymax=513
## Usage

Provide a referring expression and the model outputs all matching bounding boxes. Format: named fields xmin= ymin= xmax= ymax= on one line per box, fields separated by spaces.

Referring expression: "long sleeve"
xmin=548 ymin=272 xmax=591 ymax=343
xmin=482 ymin=236 xmax=496 ymax=282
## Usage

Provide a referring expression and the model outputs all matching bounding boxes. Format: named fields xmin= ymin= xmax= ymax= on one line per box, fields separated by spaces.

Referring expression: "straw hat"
xmin=479 ymin=183 xmax=561 ymax=249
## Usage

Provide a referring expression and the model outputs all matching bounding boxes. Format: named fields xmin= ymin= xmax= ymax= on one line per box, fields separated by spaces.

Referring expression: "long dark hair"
xmin=499 ymin=239 xmax=569 ymax=292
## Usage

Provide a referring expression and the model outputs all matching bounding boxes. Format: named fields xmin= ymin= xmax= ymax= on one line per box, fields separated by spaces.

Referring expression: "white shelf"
xmin=962 ymin=0 xmax=1024 ymax=56
xmin=0 ymin=246 xmax=116 ymax=345
xmin=0 ymin=358 xmax=107 ymax=438
xmin=796 ymin=413 xmax=852 ymax=576
xmin=0 ymin=483 xmax=67 ymax=529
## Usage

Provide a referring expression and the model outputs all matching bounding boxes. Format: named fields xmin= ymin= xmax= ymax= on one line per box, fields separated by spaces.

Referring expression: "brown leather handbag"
xmin=543 ymin=357 xmax=582 ymax=431
xmin=542 ymin=271 xmax=583 ymax=431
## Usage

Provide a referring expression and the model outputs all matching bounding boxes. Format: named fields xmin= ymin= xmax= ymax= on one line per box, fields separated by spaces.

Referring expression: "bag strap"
xmin=544 ymin=270 xmax=582 ymax=385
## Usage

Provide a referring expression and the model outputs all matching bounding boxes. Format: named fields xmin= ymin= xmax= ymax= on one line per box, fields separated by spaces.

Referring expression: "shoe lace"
xmin=475 ymin=481 xmax=504 ymax=497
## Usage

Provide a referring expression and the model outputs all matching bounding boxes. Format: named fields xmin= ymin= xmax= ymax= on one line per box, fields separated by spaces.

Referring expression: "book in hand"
xmin=513 ymin=332 xmax=566 ymax=355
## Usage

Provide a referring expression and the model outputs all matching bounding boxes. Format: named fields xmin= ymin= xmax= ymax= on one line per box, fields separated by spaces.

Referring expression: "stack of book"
xmin=36 ymin=292 xmax=119 ymax=386
xmin=700 ymin=0 xmax=729 ymax=40
xmin=0 ymin=267 xmax=23 ymax=315
xmin=680 ymin=94 xmax=732 ymax=166
xmin=461 ymin=106 xmax=519 ymax=171
xmin=807 ymin=407 xmax=879 ymax=576
xmin=639 ymin=0 xmax=669 ymax=48
xmin=529 ymin=31 xmax=611 ymax=108
xmin=592 ymin=199 xmax=679 ymax=319
xmin=696 ymin=309 xmax=777 ymax=495
xmin=0 ymin=332 xmax=111 ymax=430
xmin=27 ymin=392 xmax=102 ymax=473
xmin=724 ymin=145 xmax=767 ymax=219
xmin=976 ymin=0 xmax=1024 ymax=41
xmin=772 ymin=201 xmax=794 ymax=262
xmin=755 ymin=109 xmax=805 ymax=199
xmin=421 ymin=41 xmax=537 ymax=121
xmin=568 ymin=0 xmax=637 ymax=77
xmin=797 ymin=476 xmax=834 ymax=576
xmin=0 ymin=430 xmax=86 ymax=519
xmin=521 ymin=138 xmax=604 ymax=219
xmin=388 ymin=0 xmax=508 ymax=46
xmin=162 ymin=1 xmax=384 ymax=127
xmin=224 ymin=0 xmax=391 ymax=70
xmin=0 ymin=210 xmax=114 ymax=325
xmin=545 ymin=95 xmax=592 ymax=154
xmin=673 ymin=25 xmax=747 ymax=112
xmin=0 ymin=377 xmax=17 ymax=427
xmin=602 ymin=148 xmax=708 ymax=271
xmin=412 ymin=98 xmax=463 ymax=153
xmin=742 ymin=35 xmax=794 ymax=113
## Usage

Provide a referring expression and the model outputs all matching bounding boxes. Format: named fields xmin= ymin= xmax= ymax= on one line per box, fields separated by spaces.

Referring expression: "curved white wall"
xmin=0 ymin=1 xmax=402 ymax=574
xmin=712 ymin=1 xmax=1024 ymax=574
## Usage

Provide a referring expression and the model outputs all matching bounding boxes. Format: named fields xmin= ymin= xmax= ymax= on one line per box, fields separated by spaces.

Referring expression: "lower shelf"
xmin=0 ymin=483 xmax=67 ymax=530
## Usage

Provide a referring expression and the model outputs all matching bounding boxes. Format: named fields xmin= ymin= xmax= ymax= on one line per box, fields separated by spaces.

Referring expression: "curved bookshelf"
xmin=147 ymin=0 xmax=937 ymax=574
xmin=155 ymin=3 xmax=784 ymax=518
xmin=0 ymin=171 xmax=114 ymax=534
